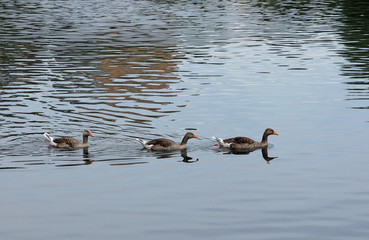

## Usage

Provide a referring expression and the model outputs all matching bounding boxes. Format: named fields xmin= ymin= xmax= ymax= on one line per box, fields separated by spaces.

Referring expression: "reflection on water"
xmin=55 ymin=159 xmax=94 ymax=168
xmin=231 ymin=147 xmax=278 ymax=164
xmin=180 ymin=149 xmax=199 ymax=163
xmin=338 ymin=1 xmax=369 ymax=110
xmin=94 ymin=45 xmax=184 ymax=126
xmin=136 ymin=147 xmax=198 ymax=163
xmin=261 ymin=148 xmax=278 ymax=163
xmin=216 ymin=146 xmax=278 ymax=164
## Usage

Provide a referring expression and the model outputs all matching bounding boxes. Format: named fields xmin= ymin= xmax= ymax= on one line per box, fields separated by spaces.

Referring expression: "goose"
xmin=44 ymin=129 xmax=94 ymax=148
xmin=136 ymin=132 xmax=198 ymax=151
xmin=213 ymin=128 xmax=278 ymax=151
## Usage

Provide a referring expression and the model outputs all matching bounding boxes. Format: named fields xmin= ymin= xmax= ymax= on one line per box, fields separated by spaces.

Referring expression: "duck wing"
xmin=223 ymin=137 xmax=235 ymax=144
xmin=54 ymin=137 xmax=81 ymax=148
xmin=232 ymin=136 xmax=256 ymax=145
xmin=147 ymin=138 xmax=176 ymax=147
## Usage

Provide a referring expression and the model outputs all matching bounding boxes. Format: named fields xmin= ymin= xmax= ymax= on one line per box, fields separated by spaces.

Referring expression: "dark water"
xmin=1 ymin=0 xmax=369 ymax=239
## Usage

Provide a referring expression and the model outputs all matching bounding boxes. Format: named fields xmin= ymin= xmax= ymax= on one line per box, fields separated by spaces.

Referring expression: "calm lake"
xmin=1 ymin=0 xmax=369 ymax=239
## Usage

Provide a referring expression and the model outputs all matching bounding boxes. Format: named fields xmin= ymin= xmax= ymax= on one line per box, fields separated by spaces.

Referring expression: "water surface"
xmin=1 ymin=0 xmax=369 ymax=239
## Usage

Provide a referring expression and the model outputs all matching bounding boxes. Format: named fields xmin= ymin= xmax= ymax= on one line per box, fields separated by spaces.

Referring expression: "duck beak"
xmin=273 ymin=131 xmax=279 ymax=135
xmin=193 ymin=134 xmax=199 ymax=138
xmin=89 ymin=132 xmax=94 ymax=137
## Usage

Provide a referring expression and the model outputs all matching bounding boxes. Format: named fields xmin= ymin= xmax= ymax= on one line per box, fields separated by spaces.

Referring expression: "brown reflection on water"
xmin=96 ymin=46 xmax=182 ymax=102
xmin=93 ymin=45 xmax=185 ymax=125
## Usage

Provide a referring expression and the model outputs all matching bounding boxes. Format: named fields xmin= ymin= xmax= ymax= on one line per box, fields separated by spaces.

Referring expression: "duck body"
xmin=44 ymin=129 xmax=94 ymax=149
xmin=225 ymin=136 xmax=267 ymax=150
xmin=213 ymin=128 xmax=278 ymax=151
xmin=136 ymin=132 xmax=198 ymax=151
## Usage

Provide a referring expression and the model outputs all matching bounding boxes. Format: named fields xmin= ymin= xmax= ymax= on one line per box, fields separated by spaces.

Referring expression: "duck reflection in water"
xmin=180 ymin=149 xmax=199 ymax=163
xmin=83 ymin=147 xmax=94 ymax=164
xmin=230 ymin=147 xmax=278 ymax=164
xmin=55 ymin=147 xmax=94 ymax=167
xmin=146 ymin=149 xmax=198 ymax=163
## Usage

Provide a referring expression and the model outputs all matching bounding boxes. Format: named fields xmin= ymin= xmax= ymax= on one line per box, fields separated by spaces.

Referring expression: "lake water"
xmin=1 ymin=0 xmax=369 ymax=239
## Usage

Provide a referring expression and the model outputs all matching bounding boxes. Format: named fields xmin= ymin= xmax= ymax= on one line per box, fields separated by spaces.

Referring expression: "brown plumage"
xmin=213 ymin=128 xmax=278 ymax=151
xmin=136 ymin=132 xmax=198 ymax=151
xmin=44 ymin=129 xmax=94 ymax=148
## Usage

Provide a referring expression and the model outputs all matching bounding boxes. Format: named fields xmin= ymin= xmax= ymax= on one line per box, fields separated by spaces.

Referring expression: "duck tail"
xmin=212 ymin=136 xmax=225 ymax=147
xmin=44 ymin=132 xmax=57 ymax=146
xmin=44 ymin=132 xmax=54 ymax=142
xmin=136 ymin=138 xmax=148 ymax=148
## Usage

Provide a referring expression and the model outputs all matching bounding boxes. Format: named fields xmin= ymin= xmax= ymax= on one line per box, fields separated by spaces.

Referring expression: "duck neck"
xmin=180 ymin=135 xmax=190 ymax=145
xmin=261 ymin=132 xmax=269 ymax=144
xmin=83 ymin=135 xmax=89 ymax=144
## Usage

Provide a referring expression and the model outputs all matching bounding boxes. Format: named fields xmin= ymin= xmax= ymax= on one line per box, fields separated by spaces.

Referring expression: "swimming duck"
xmin=213 ymin=128 xmax=278 ymax=151
xmin=136 ymin=132 xmax=198 ymax=151
xmin=44 ymin=129 xmax=94 ymax=148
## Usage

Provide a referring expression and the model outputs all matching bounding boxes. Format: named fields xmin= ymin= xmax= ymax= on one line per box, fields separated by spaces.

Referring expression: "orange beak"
xmin=193 ymin=134 xmax=199 ymax=138
xmin=89 ymin=132 xmax=94 ymax=137
xmin=273 ymin=131 xmax=278 ymax=135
